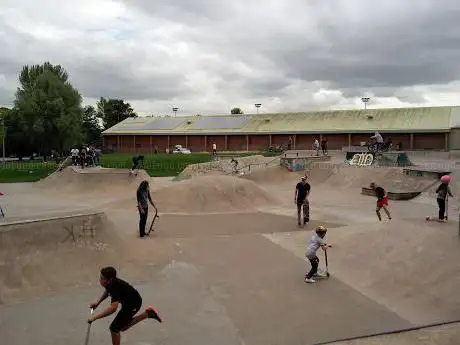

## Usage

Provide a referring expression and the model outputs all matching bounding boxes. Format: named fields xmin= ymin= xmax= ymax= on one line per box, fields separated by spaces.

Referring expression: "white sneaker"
xmin=304 ymin=278 xmax=315 ymax=283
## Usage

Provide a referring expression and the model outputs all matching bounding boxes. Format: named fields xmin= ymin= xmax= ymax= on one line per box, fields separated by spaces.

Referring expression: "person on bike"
xmin=370 ymin=132 xmax=384 ymax=152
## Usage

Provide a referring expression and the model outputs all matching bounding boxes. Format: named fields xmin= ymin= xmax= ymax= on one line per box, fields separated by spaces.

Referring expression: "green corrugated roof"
xmin=102 ymin=106 xmax=460 ymax=135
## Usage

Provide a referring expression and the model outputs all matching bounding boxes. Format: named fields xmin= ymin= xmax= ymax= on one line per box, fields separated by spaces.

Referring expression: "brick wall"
xmin=103 ymin=132 xmax=449 ymax=153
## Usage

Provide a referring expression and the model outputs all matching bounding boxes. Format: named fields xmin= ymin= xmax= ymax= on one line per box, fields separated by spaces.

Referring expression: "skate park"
xmin=1 ymin=149 xmax=460 ymax=345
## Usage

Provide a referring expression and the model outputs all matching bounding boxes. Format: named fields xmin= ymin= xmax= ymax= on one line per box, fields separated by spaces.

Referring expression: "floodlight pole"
xmin=361 ymin=97 xmax=370 ymax=110
xmin=172 ymin=107 xmax=178 ymax=117
xmin=255 ymin=103 xmax=261 ymax=114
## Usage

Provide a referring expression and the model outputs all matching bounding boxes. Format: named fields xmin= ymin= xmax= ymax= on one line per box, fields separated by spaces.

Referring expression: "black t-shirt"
xmin=296 ymin=182 xmax=310 ymax=202
xmin=375 ymin=186 xmax=385 ymax=201
xmin=132 ymin=155 xmax=144 ymax=164
xmin=105 ymin=278 xmax=141 ymax=307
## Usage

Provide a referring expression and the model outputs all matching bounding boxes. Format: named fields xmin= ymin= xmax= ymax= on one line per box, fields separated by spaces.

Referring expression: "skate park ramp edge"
xmin=37 ymin=166 xmax=150 ymax=193
xmin=0 ymin=210 xmax=106 ymax=247
xmin=346 ymin=151 xmax=414 ymax=167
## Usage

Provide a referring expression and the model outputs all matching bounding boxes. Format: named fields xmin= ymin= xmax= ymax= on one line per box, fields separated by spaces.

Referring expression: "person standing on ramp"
xmin=370 ymin=182 xmax=392 ymax=221
xmin=304 ymin=226 xmax=332 ymax=283
xmin=137 ymin=180 xmax=157 ymax=238
xmin=295 ymin=176 xmax=311 ymax=227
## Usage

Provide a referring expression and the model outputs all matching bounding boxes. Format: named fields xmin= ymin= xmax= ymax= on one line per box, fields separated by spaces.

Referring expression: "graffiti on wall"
xmin=348 ymin=153 xmax=374 ymax=166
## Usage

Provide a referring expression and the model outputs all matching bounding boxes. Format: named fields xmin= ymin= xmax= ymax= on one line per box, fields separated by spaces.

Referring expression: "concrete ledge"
xmin=403 ymin=168 xmax=450 ymax=179
xmin=0 ymin=211 xmax=106 ymax=247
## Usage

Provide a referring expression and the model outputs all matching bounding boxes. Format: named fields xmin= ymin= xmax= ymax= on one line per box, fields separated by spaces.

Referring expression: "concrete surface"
xmin=1 ymin=155 xmax=460 ymax=345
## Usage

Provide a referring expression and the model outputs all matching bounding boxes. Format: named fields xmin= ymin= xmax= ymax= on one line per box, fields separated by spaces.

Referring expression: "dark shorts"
xmin=109 ymin=299 xmax=142 ymax=333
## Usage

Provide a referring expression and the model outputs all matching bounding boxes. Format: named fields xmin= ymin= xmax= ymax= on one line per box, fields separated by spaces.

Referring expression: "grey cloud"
xmin=124 ymin=0 xmax=460 ymax=96
xmin=0 ymin=10 xmax=193 ymax=103
xmin=123 ymin=0 xmax=239 ymax=24
xmin=67 ymin=60 xmax=190 ymax=101
xmin=265 ymin=1 xmax=460 ymax=89
xmin=0 ymin=86 xmax=15 ymax=106
xmin=1 ymin=0 xmax=460 ymax=112
xmin=392 ymin=88 xmax=428 ymax=104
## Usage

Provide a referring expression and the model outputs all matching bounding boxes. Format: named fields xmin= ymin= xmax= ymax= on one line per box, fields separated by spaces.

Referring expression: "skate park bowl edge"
xmin=346 ymin=151 xmax=414 ymax=167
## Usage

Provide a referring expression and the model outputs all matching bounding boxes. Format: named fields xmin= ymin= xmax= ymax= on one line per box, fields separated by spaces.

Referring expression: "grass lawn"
xmin=100 ymin=153 xmax=214 ymax=177
xmin=0 ymin=161 xmax=57 ymax=183
xmin=0 ymin=151 xmax=261 ymax=182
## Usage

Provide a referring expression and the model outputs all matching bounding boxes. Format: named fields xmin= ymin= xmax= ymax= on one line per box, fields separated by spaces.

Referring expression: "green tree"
xmin=96 ymin=97 xmax=137 ymax=129
xmin=231 ymin=107 xmax=243 ymax=114
xmin=11 ymin=62 xmax=83 ymax=155
xmin=82 ymin=105 xmax=102 ymax=145
xmin=0 ymin=107 xmax=10 ymax=156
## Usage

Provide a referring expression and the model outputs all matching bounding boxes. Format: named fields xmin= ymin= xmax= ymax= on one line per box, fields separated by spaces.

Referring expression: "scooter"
xmin=84 ymin=308 xmax=94 ymax=345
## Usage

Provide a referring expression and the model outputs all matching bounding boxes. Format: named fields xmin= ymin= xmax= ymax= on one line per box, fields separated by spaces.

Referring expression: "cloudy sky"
xmin=1 ymin=0 xmax=460 ymax=116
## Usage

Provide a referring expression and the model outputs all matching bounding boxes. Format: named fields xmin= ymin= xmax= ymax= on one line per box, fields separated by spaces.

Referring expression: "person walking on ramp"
xmin=295 ymin=176 xmax=311 ymax=227
xmin=137 ymin=180 xmax=157 ymax=238
xmin=370 ymin=182 xmax=392 ymax=221
xmin=88 ymin=266 xmax=162 ymax=345
xmin=305 ymin=226 xmax=332 ymax=283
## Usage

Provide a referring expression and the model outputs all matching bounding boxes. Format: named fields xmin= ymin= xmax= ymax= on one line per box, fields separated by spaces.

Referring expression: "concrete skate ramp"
xmin=304 ymin=163 xmax=436 ymax=199
xmin=242 ymin=165 xmax=302 ymax=184
xmin=330 ymin=322 xmax=460 ymax=345
xmin=329 ymin=220 xmax=460 ymax=325
xmin=0 ymin=211 xmax=122 ymax=304
xmin=150 ymin=175 xmax=281 ymax=213
xmin=306 ymin=164 xmax=397 ymax=189
xmin=36 ymin=166 xmax=150 ymax=194
xmin=242 ymin=162 xmax=434 ymax=197
xmin=176 ymin=154 xmax=276 ymax=180
xmin=180 ymin=233 xmax=412 ymax=345
xmin=380 ymin=152 xmax=413 ymax=166
xmin=1 ymin=262 xmax=246 ymax=345
xmin=345 ymin=151 xmax=414 ymax=167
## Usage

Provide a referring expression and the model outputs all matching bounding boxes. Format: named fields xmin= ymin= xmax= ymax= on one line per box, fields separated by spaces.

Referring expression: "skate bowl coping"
xmin=0 ymin=210 xmax=106 ymax=248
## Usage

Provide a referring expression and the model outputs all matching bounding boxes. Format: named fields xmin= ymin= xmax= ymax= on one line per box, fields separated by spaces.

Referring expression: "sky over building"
xmin=1 ymin=0 xmax=460 ymax=115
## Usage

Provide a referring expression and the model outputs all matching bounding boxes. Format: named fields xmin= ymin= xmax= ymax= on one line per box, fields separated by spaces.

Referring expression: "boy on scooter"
xmin=88 ymin=267 xmax=162 ymax=345
xmin=304 ymin=226 xmax=332 ymax=284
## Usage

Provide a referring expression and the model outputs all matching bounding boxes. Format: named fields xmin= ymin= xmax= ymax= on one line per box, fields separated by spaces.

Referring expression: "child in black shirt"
xmin=88 ymin=267 xmax=162 ymax=345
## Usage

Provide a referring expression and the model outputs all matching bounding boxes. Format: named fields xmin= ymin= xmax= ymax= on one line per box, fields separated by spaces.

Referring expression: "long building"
xmin=102 ymin=106 xmax=460 ymax=153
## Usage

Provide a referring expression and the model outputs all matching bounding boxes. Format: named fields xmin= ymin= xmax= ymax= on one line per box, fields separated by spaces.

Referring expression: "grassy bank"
xmin=0 ymin=161 xmax=57 ymax=183
xmin=0 ymin=152 xmax=261 ymax=182
xmin=100 ymin=153 xmax=214 ymax=177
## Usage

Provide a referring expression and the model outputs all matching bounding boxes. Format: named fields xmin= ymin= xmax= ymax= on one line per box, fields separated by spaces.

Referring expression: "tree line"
xmin=0 ymin=62 xmax=138 ymax=157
